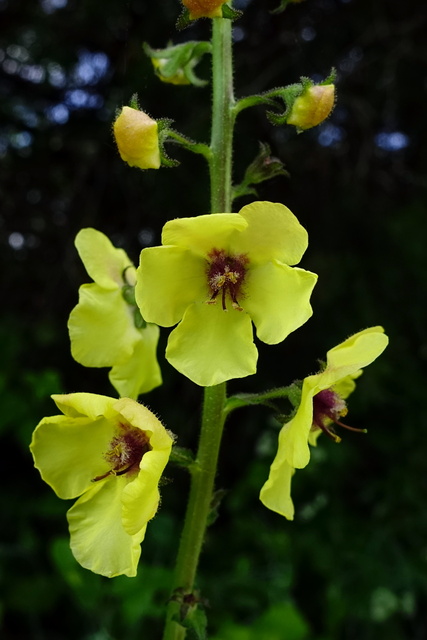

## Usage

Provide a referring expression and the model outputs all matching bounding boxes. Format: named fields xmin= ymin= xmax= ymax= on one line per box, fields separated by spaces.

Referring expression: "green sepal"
xmin=180 ymin=607 xmax=208 ymax=640
xmin=207 ymin=488 xmax=228 ymax=526
xmin=121 ymin=284 xmax=136 ymax=306
xmin=266 ymin=83 xmax=304 ymax=126
xmin=232 ymin=142 xmax=289 ymax=201
xmin=144 ymin=41 xmax=212 ymax=88
xmin=287 ymin=381 xmax=302 ymax=409
xmin=170 ymin=588 xmax=209 ymax=639
xmin=129 ymin=93 xmax=140 ymax=110
xmin=133 ymin=307 xmax=147 ymax=330
xmin=176 ymin=8 xmax=191 ymax=30
xmin=169 ymin=446 xmax=195 ymax=469
xmin=221 ymin=4 xmax=243 ymax=20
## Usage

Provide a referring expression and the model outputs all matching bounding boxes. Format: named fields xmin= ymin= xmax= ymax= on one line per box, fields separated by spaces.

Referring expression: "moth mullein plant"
xmin=135 ymin=201 xmax=318 ymax=386
xmin=68 ymin=228 xmax=162 ymax=399
xmin=30 ymin=2 xmax=390 ymax=636
xmin=30 ymin=393 xmax=174 ymax=577
xmin=260 ymin=327 xmax=389 ymax=519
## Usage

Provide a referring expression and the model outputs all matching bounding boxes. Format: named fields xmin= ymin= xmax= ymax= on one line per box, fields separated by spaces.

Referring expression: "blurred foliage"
xmin=1 ymin=0 xmax=427 ymax=638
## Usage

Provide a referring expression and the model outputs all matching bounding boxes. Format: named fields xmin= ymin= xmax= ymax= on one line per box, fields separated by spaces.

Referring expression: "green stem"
xmin=210 ymin=16 xmax=235 ymax=213
xmin=225 ymin=386 xmax=298 ymax=417
xmin=162 ymin=16 xmax=235 ymax=640
xmin=162 ymin=385 xmax=227 ymax=640
xmin=167 ymin=129 xmax=212 ymax=160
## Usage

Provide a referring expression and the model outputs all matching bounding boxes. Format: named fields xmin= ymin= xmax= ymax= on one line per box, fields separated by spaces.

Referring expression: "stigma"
xmin=92 ymin=423 xmax=152 ymax=482
xmin=206 ymin=248 xmax=248 ymax=311
xmin=312 ymin=388 xmax=367 ymax=442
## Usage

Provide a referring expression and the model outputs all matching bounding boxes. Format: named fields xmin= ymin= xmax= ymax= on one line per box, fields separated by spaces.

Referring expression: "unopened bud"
xmin=182 ymin=0 xmax=226 ymax=19
xmin=113 ymin=106 xmax=161 ymax=170
xmin=151 ymin=58 xmax=190 ymax=86
xmin=287 ymin=84 xmax=335 ymax=130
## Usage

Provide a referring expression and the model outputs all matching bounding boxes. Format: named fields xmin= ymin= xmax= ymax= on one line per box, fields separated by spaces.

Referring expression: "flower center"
xmin=312 ymin=388 xmax=366 ymax=442
xmin=92 ymin=424 xmax=152 ymax=482
xmin=206 ymin=248 xmax=248 ymax=311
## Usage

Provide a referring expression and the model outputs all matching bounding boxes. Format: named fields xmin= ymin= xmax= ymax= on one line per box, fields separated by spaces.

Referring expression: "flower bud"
xmin=287 ymin=84 xmax=335 ymax=130
xmin=113 ymin=106 xmax=161 ymax=170
xmin=182 ymin=0 xmax=226 ymax=20
xmin=151 ymin=58 xmax=190 ymax=86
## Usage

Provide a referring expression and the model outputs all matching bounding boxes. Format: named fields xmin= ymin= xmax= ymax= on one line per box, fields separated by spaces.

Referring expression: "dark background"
xmin=1 ymin=0 xmax=426 ymax=638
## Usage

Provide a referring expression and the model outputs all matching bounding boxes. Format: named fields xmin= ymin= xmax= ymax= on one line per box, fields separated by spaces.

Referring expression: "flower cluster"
xmin=260 ymin=327 xmax=389 ymax=519
xmin=30 ymin=393 xmax=174 ymax=577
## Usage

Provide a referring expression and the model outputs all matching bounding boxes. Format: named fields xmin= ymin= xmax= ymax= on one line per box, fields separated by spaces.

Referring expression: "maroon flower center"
xmin=312 ymin=388 xmax=366 ymax=442
xmin=206 ymin=248 xmax=248 ymax=311
xmin=92 ymin=424 xmax=152 ymax=482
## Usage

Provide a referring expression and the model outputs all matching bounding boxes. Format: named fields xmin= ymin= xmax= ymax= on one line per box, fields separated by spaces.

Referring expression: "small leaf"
xmin=221 ymin=4 xmax=243 ymax=20
xmin=169 ymin=446 xmax=195 ymax=469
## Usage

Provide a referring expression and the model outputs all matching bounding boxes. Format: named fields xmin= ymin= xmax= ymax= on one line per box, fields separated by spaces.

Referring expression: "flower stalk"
xmin=209 ymin=16 xmax=235 ymax=213
xmin=162 ymin=15 xmax=234 ymax=640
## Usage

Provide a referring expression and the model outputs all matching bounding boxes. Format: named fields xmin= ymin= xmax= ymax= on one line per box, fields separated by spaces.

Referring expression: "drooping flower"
xmin=182 ymin=0 xmax=227 ymax=20
xmin=68 ymin=228 xmax=162 ymax=399
xmin=287 ymin=84 xmax=335 ymax=131
xmin=135 ymin=201 xmax=317 ymax=387
xmin=113 ymin=106 xmax=161 ymax=169
xmin=30 ymin=393 xmax=174 ymax=577
xmin=260 ymin=327 xmax=389 ymax=519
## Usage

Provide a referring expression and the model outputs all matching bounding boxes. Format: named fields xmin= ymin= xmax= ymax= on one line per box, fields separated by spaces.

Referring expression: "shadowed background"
xmin=1 ymin=0 xmax=426 ymax=638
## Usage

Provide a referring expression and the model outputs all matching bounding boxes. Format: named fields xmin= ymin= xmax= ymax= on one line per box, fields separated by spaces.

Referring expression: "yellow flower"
xmin=30 ymin=393 xmax=173 ymax=577
xmin=260 ymin=327 xmax=389 ymax=519
xmin=136 ymin=201 xmax=317 ymax=387
xmin=68 ymin=228 xmax=162 ymax=399
xmin=113 ymin=106 xmax=160 ymax=169
xmin=182 ymin=0 xmax=226 ymax=19
xmin=287 ymin=84 xmax=335 ymax=130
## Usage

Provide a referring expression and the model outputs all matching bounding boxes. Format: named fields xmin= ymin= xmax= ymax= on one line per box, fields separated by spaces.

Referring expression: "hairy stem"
xmin=162 ymin=16 xmax=234 ymax=640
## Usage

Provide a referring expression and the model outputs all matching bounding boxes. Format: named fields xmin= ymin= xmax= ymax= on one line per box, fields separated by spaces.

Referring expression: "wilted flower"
xmin=113 ymin=106 xmax=161 ymax=169
xmin=136 ymin=201 xmax=317 ymax=387
xmin=30 ymin=393 xmax=173 ymax=577
xmin=260 ymin=327 xmax=389 ymax=518
xmin=68 ymin=228 xmax=162 ymax=399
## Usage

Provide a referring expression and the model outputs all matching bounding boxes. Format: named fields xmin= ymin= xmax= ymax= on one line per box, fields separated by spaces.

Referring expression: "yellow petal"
xmin=108 ymin=325 xmax=162 ymax=399
xmin=234 ymin=202 xmax=309 ymax=266
xmin=244 ymin=261 xmax=317 ymax=344
xmin=113 ymin=107 xmax=160 ymax=170
xmin=113 ymin=398 xmax=173 ymax=534
xmin=69 ymin=285 xmax=140 ymax=367
xmin=30 ymin=414 xmax=113 ymax=499
xmin=136 ymin=246 xmax=207 ymax=327
xmin=259 ymin=458 xmax=295 ymax=520
xmin=161 ymin=213 xmax=247 ymax=259
xmin=166 ymin=301 xmax=258 ymax=386
xmin=75 ymin=228 xmax=135 ymax=290
xmin=68 ymin=477 xmax=146 ymax=578
xmin=51 ymin=392 xmax=117 ymax=420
